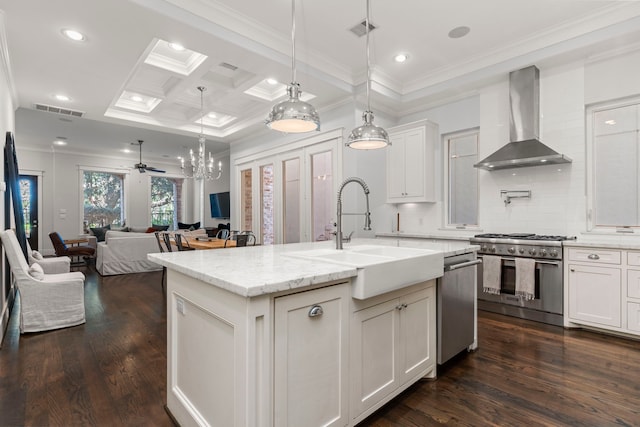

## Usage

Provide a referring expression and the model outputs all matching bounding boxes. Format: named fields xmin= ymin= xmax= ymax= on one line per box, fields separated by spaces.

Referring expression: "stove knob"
xmin=519 ymin=248 xmax=525 ymax=254
xmin=481 ymin=245 xmax=488 ymax=251
xmin=539 ymin=249 xmax=547 ymax=256
xmin=528 ymin=248 xmax=536 ymax=255
xmin=550 ymin=249 xmax=558 ymax=257
xmin=507 ymin=247 xmax=516 ymax=254
xmin=490 ymin=246 xmax=497 ymax=253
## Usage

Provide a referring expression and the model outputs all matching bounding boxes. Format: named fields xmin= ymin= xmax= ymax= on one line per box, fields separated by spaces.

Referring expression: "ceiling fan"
xmin=133 ymin=140 xmax=165 ymax=173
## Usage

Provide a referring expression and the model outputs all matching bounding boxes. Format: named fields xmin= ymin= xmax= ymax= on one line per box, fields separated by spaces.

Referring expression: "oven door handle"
xmin=478 ymin=255 xmax=561 ymax=266
xmin=444 ymin=258 xmax=482 ymax=272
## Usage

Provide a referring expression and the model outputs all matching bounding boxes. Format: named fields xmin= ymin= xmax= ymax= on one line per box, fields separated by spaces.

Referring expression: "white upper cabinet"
xmin=386 ymin=120 xmax=438 ymax=203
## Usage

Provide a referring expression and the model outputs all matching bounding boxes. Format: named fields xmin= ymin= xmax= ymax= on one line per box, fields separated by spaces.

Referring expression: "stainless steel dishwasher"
xmin=438 ymin=253 xmax=481 ymax=364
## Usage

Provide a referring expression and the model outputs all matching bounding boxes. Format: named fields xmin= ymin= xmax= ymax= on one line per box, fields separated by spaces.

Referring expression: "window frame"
xmin=586 ymin=96 xmax=640 ymax=232
xmin=442 ymin=128 xmax=480 ymax=230
xmin=150 ymin=175 xmax=183 ymax=230
xmin=79 ymin=166 xmax=130 ymax=234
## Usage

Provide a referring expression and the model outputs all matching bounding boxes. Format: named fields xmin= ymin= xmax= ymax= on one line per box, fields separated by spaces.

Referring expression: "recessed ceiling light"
xmin=169 ymin=42 xmax=185 ymax=51
xmin=62 ymin=29 xmax=86 ymax=42
xmin=394 ymin=53 xmax=408 ymax=63
xmin=605 ymin=119 xmax=616 ymax=125
xmin=208 ymin=113 xmax=217 ymax=118
xmin=55 ymin=94 xmax=70 ymax=102
xmin=131 ymin=95 xmax=143 ymax=102
xmin=448 ymin=26 xmax=470 ymax=39
xmin=266 ymin=78 xmax=278 ymax=85
xmin=53 ymin=140 xmax=67 ymax=146
xmin=122 ymin=148 xmax=132 ymax=153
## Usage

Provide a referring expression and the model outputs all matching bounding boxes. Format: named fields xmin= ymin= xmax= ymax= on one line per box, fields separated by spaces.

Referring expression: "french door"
xmin=236 ymin=132 xmax=342 ymax=245
xmin=19 ymin=175 xmax=39 ymax=250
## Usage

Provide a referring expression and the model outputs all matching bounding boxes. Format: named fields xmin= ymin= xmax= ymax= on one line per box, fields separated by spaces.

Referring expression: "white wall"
xmin=0 ymin=11 xmax=16 ymax=343
xmin=15 ymin=147 xmax=207 ymax=255
xmin=230 ymin=47 xmax=640 ymax=240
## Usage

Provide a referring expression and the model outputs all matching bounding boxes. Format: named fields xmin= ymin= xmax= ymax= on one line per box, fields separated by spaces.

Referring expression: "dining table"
xmin=182 ymin=236 xmax=236 ymax=250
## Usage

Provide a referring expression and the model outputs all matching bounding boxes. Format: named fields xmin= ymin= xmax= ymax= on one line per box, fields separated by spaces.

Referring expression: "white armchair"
xmin=26 ymin=239 xmax=71 ymax=274
xmin=0 ymin=229 xmax=86 ymax=333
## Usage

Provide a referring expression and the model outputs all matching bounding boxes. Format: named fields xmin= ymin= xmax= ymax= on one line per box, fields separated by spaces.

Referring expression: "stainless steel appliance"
xmin=470 ymin=233 xmax=575 ymax=326
xmin=438 ymin=253 xmax=481 ymax=364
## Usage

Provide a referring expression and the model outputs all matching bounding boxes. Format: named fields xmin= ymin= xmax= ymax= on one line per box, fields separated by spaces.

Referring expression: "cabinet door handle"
xmin=570 ymin=268 xmax=575 ymax=272
xmin=396 ymin=303 xmax=408 ymax=311
xmin=308 ymin=305 xmax=323 ymax=317
xmin=587 ymin=254 xmax=600 ymax=260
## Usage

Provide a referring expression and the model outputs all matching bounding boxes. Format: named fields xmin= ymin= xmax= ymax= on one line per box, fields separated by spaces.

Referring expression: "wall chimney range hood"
xmin=474 ymin=66 xmax=572 ymax=171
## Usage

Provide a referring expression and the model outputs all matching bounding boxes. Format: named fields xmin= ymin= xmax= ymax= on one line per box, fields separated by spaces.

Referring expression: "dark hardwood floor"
xmin=1 ymin=266 xmax=639 ymax=426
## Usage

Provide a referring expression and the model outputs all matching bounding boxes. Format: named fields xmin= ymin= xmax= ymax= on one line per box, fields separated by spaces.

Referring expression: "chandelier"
xmin=181 ymin=86 xmax=222 ymax=180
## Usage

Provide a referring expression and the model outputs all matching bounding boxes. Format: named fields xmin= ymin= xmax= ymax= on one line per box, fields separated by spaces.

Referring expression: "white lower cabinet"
xmin=274 ymin=283 xmax=350 ymax=427
xmin=350 ymin=282 xmax=436 ymax=424
xmin=628 ymin=302 xmax=640 ymax=332
xmin=567 ymin=263 xmax=621 ymax=328
xmin=565 ymin=246 xmax=640 ymax=338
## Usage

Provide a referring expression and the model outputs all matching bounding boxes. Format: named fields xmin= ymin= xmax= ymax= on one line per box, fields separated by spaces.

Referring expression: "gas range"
xmin=470 ymin=233 xmax=576 ymax=260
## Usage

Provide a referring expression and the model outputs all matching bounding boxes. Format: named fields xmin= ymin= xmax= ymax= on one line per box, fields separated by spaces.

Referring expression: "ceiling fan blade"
xmin=146 ymin=166 xmax=166 ymax=173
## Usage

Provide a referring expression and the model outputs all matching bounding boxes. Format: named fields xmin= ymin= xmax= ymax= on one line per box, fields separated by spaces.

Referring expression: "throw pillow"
xmin=145 ymin=227 xmax=156 ymax=233
xmin=31 ymin=250 xmax=44 ymax=260
xmin=90 ymin=224 xmax=111 ymax=242
xmin=28 ymin=263 xmax=45 ymax=280
xmin=151 ymin=224 xmax=170 ymax=231
xmin=111 ymin=226 xmax=130 ymax=232
xmin=178 ymin=221 xmax=201 ymax=230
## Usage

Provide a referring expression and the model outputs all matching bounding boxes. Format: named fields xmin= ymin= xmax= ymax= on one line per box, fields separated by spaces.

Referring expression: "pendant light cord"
xmin=366 ymin=0 xmax=371 ymax=112
xmin=291 ymin=0 xmax=296 ymax=83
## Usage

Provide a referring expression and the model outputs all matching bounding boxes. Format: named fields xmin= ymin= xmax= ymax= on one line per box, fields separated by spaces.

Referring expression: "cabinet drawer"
xmin=627 ymin=251 xmax=640 ymax=266
xmin=628 ymin=269 xmax=640 ymax=299
xmin=628 ymin=302 xmax=640 ymax=333
xmin=568 ymin=248 xmax=621 ymax=265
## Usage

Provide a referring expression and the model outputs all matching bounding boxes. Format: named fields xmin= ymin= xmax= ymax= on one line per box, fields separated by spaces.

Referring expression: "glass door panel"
xmin=283 ymin=158 xmax=301 ymax=243
xmin=311 ymin=151 xmax=333 ymax=242
xmin=261 ymin=164 xmax=274 ymax=245
xmin=241 ymin=169 xmax=253 ymax=232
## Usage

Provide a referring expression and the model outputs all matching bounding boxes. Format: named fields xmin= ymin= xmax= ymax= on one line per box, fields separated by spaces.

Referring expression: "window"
xmin=151 ymin=176 xmax=182 ymax=229
xmin=311 ymin=150 xmax=333 ymax=241
xmin=445 ymin=130 xmax=479 ymax=227
xmin=283 ymin=157 xmax=301 ymax=243
xmin=83 ymin=170 xmax=125 ymax=233
xmin=587 ymin=99 xmax=640 ymax=230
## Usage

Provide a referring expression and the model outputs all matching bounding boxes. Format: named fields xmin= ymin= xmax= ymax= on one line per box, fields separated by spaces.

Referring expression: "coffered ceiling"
xmin=2 ymin=0 xmax=640 ymax=164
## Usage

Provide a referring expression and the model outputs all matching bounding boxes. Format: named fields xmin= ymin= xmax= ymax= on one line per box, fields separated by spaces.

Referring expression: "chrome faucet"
xmin=336 ymin=177 xmax=372 ymax=250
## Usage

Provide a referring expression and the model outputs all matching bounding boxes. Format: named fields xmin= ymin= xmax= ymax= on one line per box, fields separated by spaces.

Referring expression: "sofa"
xmin=96 ymin=230 xmax=162 ymax=276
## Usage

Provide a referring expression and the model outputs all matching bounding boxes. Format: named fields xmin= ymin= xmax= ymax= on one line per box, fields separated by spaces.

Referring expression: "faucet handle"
xmin=343 ymin=231 xmax=354 ymax=242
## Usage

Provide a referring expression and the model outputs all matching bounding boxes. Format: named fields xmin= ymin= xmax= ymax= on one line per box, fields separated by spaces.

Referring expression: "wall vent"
xmin=34 ymin=103 xmax=84 ymax=117
xmin=349 ymin=20 xmax=376 ymax=37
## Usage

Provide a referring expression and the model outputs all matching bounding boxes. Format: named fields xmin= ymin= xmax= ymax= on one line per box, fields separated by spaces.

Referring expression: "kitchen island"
xmin=149 ymin=238 xmax=477 ymax=427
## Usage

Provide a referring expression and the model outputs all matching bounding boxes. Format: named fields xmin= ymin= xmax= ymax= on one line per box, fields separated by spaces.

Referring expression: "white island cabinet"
xmin=148 ymin=239 xmax=457 ymax=427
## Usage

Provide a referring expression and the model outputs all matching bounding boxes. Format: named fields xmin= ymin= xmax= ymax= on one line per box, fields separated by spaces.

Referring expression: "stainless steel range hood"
xmin=474 ymin=66 xmax=572 ymax=171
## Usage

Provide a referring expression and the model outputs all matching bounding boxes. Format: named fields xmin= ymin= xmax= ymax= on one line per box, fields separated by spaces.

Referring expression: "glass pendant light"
xmin=346 ymin=0 xmax=390 ymax=150
xmin=265 ymin=0 xmax=320 ymax=133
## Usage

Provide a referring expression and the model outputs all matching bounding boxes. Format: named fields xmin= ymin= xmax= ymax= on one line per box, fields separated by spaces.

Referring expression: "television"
xmin=209 ymin=191 xmax=230 ymax=218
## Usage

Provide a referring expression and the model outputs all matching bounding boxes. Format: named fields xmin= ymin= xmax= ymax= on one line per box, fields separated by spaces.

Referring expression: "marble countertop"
xmin=148 ymin=238 xmax=478 ymax=298
xmin=376 ymin=231 xmax=475 ymax=241
xmin=564 ymin=235 xmax=640 ymax=250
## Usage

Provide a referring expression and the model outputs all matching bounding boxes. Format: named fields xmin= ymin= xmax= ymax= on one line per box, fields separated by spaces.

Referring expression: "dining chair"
xmin=216 ymin=228 xmax=230 ymax=240
xmin=173 ymin=233 xmax=195 ymax=251
xmin=154 ymin=232 xmax=168 ymax=293
xmin=240 ymin=231 xmax=257 ymax=246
